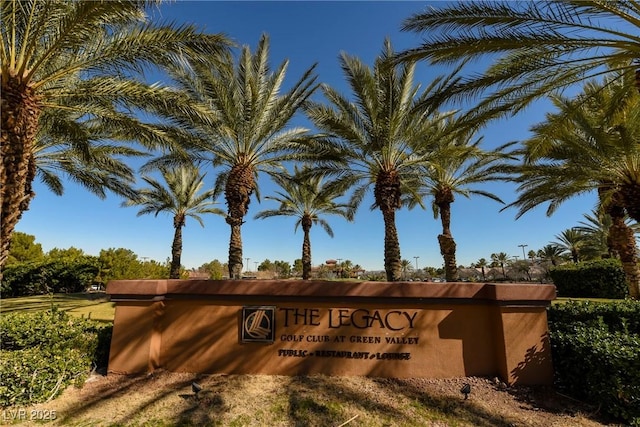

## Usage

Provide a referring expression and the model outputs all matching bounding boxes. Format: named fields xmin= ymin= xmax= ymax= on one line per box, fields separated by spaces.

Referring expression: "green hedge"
xmin=1 ymin=257 xmax=99 ymax=297
xmin=548 ymin=300 xmax=640 ymax=425
xmin=548 ymin=299 xmax=640 ymax=335
xmin=549 ymin=259 xmax=628 ymax=299
xmin=0 ymin=310 xmax=112 ymax=407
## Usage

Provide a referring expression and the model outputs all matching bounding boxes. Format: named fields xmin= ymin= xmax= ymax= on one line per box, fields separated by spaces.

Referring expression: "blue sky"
xmin=18 ymin=1 xmax=598 ymax=272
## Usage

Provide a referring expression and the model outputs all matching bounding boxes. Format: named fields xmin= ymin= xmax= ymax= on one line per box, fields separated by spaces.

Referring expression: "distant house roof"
xmin=187 ymin=271 xmax=209 ymax=280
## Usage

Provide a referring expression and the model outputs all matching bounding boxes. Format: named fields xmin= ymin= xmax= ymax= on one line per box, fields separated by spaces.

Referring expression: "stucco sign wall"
xmin=107 ymin=280 xmax=556 ymax=385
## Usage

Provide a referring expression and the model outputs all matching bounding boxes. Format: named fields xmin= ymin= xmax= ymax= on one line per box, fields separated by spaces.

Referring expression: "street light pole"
xmin=245 ymin=257 xmax=250 ymax=273
xmin=518 ymin=243 xmax=530 ymax=282
xmin=518 ymin=244 xmax=528 ymax=260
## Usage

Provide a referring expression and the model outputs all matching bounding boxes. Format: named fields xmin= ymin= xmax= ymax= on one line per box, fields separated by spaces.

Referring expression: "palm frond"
xmin=397 ymin=1 xmax=640 ymax=119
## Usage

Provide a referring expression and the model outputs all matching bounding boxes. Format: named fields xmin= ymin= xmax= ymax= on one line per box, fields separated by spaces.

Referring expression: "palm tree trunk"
xmin=620 ymin=182 xmax=640 ymax=223
xmin=374 ymin=171 xmax=402 ymax=282
xmin=1 ymin=78 xmax=40 ymax=273
xmin=609 ymin=215 xmax=640 ymax=299
xmin=381 ymin=208 xmax=401 ymax=281
xmin=227 ymin=218 xmax=243 ymax=279
xmin=225 ymin=164 xmax=254 ymax=279
xmin=437 ymin=201 xmax=458 ymax=282
xmin=301 ymin=216 xmax=312 ymax=280
xmin=170 ymin=215 xmax=185 ymax=279
xmin=605 ymin=192 xmax=639 ymax=298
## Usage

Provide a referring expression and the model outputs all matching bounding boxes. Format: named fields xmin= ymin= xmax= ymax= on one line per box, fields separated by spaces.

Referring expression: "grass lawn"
xmin=0 ymin=292 xmax=115 ymax=322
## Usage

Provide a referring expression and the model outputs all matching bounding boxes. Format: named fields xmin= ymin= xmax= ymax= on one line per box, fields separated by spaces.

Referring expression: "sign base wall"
xmin=107 ymin=280 xmax=555 ymax=385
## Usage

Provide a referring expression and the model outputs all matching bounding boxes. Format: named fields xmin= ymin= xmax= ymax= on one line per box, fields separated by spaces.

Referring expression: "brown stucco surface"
xmin=107 ymin=280 xmax=555 ymax=385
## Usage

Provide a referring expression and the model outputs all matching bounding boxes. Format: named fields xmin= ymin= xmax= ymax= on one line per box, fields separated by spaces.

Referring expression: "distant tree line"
xmin=4 ymin=232 xmax=172 ymax=296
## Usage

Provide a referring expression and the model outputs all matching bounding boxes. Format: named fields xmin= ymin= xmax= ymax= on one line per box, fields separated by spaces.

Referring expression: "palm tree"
xmin=153 ymin=35 xmax=318 ymax=278
xmin=490 ymin=252 xmax=510 ymax=280
xmin=123 ymin=166 xmax=224 ymax=278
xmin=576 ymin=209 xmax=616 ymax=259
xmin=0 ymin=0 xmax=230 ymax=272
xmin=504 ymin=74 xmax=640 ymax=297
xmin=575 ymin=209 xmax=640 ymax=259
xmin=474 ymin=258 xmax=488 ymax=281
xmin=537 ymin=245 xmax=565 ymax=267
xmin=414 ymin=119 xmax=511 ymax=282
xmin=398 ymin=1 xmax=640 ymax=120
xmin=254 ymin=167 xmax=353 ymax=280
xmin=340 ymin=259 xmax=355 ymax=279
xmin=400 ymin=259 xmax=414 ymax=280
xmin=552 ymin=229 xmax=587 ymax=264
xmin=304 ymin=39 xmax=451 ymax=281
xmin=34 ymin=130 xmax=147 ymax=200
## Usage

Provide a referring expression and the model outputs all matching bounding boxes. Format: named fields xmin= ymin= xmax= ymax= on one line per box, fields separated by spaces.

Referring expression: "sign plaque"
xmin=241 ymin=306 xmax=275 ymax=343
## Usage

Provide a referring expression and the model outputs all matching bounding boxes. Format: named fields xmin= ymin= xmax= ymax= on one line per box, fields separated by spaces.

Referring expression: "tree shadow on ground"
xmin=374 ymin=377 xmax=521 ymax=427
xmin=285 ymin=375 xmax=408 ymax=427
xmin=49 ymin=372 xmax=611 ymax=426
xmin=55 ymin=371 xmax=196 ymax=425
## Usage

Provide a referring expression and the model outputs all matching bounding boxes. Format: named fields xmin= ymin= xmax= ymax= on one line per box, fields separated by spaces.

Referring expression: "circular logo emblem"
xmin=244 ymin=310 xmax=272 ymax=339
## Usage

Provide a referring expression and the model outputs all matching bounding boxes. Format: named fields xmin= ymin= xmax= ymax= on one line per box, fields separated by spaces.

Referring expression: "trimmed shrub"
xmin=548 ymin=300 xmax=640 ymax=425
xmin=1 ymin=257 xmax=99 ymax=297
xmin=551 ymin=326 xmax=639 ymax=424
xmin=0 ymin=310 xmax=112 ymax=406
xmin=548 ymin=299 xmax=640 ymax=335
xmin=549 ymin=259 xmax=628 ymax=298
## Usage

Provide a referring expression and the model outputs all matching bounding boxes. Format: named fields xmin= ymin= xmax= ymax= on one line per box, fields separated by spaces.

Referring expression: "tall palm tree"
xmin=490 ymin=252 xmax=510 ymax=279
xmin=504 ymin=74 xmax=640 ymax=297
xmin=153 ymin=35 xmax=318 ymax=278
xmin=254 ymin=167 xmax=353 ymax=280
xmin=414 ymin=120 xmax=511 ymax=282
xmin=0 ymin=0 xmax=230 ymax=272
xmin=123 ymin=166 xmax=224 ymax=278
xmin=398 ymin=1 xmax=640 ymax=120
xmin=304 ymin=39 xmax=451 ymax=281
xmin=552 ymin=229 xmax=587 ymax=264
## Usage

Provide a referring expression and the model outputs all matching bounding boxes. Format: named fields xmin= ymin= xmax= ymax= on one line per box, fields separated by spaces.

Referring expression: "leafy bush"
xmin=551 ymin=326 xmax=640 ymax=424
xmin=1 ymin=256 xmax=99 ymax=297
xmin=548 ymin=299 xmax=640 ymax=335
xmin=549 ymin=259 xmax=628 ymax=298
xmin=0 ymin=310 xmax=112 ymax=406
xmin=0 ymin=347 xmax=90 ymax=406
xmin=548 ymin=300 xmax=640 ymax=425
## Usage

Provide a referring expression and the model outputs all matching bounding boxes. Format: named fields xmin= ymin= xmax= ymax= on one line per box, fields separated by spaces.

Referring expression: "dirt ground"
xmin=8 ymin=371 xmax=620 ymax=427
